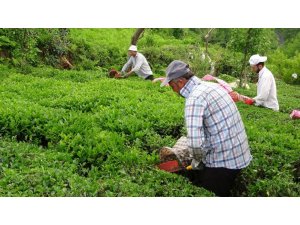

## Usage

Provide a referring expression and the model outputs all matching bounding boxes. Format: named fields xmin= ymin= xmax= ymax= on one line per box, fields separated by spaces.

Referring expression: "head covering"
xmin=161 ymin=60 xmax=190 ymax=87
xmin=249 ymin=54 xmax=267 ymax=66
xmin=128 ymin=45 xmax=137 ymax=51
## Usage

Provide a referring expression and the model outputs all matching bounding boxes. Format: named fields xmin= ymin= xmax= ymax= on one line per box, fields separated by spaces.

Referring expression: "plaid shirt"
xmin=180 ymin=76 xmax=252 ymax=169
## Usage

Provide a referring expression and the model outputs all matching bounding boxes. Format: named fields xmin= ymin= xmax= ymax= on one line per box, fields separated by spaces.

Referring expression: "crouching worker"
xmin=121 ymin=45 xmax=154 ymax=81
xmin=160 ymin=60 xmax=252 ymax=196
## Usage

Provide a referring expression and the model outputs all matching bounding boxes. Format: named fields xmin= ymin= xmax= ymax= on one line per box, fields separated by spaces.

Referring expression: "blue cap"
xmin=161 ymin=60 xmax=190 ymax=87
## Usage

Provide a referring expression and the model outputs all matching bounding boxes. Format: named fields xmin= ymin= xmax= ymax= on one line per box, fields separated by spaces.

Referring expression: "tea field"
xmin=0 ymin=64 xmax=299 ymax=196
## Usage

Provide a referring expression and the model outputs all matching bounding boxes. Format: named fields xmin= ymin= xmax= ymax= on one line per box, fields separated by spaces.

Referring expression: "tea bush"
xmin=1 ymin=65 xmax=299 ymax=196
xmin=231 ymin=83 xmax=300 ymax=196
xmin=0 ymin=66 xmax=213 ymax=196
xmin=0 ymin=139 xmax=100 ymax=196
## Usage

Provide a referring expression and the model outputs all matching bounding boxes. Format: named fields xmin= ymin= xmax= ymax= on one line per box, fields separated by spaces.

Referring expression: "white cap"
xmin=128 ymin=45 xmax=137 ymax=51
xmin=249 ymin=54 xmax=267 ymax=66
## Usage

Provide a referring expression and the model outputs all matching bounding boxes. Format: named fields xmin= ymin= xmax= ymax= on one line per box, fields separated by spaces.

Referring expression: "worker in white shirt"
xmin=248 ymin=54 xmax=279 ymax=111
xmin=121 ymin=45 xmax=154 ymax=80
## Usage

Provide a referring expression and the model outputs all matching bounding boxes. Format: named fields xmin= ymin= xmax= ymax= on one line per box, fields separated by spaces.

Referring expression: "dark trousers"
xmin=145 ymin=75 xmax=154 ymax=81
xmin=178 ymin=167 xmax=241 ymax=197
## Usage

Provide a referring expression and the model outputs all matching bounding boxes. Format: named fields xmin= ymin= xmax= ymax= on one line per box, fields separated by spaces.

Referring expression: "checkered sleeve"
xmin=185 ymin=97 xmax=207 ymax=167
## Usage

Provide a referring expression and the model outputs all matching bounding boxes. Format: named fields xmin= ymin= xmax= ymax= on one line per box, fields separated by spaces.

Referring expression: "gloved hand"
xmin=244 ymin=98 xmax=255 ymax=105
xmin=186 ymin=165 xmax=193 ymax=170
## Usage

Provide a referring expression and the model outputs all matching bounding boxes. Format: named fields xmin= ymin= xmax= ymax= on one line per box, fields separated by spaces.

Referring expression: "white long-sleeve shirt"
xmin=121 ymin=52 xmax=153 ymax=79
xmin=254 ymin=67 xmax=279 ymax=111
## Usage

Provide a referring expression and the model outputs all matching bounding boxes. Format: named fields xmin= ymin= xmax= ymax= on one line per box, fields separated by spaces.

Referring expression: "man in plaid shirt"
xmin=160 ymin=60 xmax=252 ymax=196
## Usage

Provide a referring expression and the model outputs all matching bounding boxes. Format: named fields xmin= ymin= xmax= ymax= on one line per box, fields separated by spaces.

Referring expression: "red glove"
xmin=244 ymin=98 xmax=255 ymax=105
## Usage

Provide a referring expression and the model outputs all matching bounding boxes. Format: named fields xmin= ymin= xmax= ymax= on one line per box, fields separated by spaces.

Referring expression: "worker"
xmin=248 ymin=54 xmax=279 ymax=111
xmin=160 ymin=60 xmax=252 ymax=196
xmin=121 ymin=45 xmax=154 ymax=80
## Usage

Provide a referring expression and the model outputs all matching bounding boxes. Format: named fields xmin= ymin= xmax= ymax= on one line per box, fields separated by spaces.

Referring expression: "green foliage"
xmin=275 ymin=28 xmax=300 ymax=43
xmin=218 ymin=74 xmax=237 ymax=83
xmin=142 ymin=44 xmax=214 ymax=76
xmin=227 ymin=28 xmax=275 ymax=55
xmin=281 ymin=54 xmax=300 ymax=85
xmin=68 ymin=28 xmax=134 ymax=70
xmin=1 ymin=65 xmax=299 ymax=196
xmin=268 ymin=50 xmax=300 ymax=84
xmin=0 ymin=28 xmax=294 ymax=85
xmin=213 ymin=48 xmax=244 ymax=77
xmin=0 ymin=67 xmax=213 ymax=196
xmin=172 ymin=28 xmax=185 ymax=39
xmin=36 ymin=28 xmax=71 ymax=67
xmin=225 ymin=28 xmax=278 ymax=84
xmin=281 ymin=32 xmax=300 ymax=57
xmin=231 ymin=82 xmax=300 ymax=196
xmin=0 ymin=29 xmax=40 ymax=68
xmin=0 ymin=28 xmax=71 ymax=70
xmin=210 ymin=28 xmax=232 ymax=47
xmin=0 ymin=139 xmax=100 ymax=196
xmin=0 ymin=35 xmax=16 ymax=54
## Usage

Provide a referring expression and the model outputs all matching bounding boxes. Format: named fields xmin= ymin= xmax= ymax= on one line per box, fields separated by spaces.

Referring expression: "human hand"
xmin=114 ymin=73 xmax=122 ymax=79
xmin=229 ymin=91 xmax=240 ymax=102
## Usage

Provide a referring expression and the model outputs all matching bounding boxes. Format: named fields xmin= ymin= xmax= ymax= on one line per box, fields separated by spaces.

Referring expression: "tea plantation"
xmin=0 ymin=64 xmax=299 ymax=196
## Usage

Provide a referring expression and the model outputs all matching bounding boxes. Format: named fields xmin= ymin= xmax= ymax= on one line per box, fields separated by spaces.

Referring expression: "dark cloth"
xmin=177 ymin=166 xmax=241 ymax=197
xmin=145 ymin=75 xmax=154 ymax=81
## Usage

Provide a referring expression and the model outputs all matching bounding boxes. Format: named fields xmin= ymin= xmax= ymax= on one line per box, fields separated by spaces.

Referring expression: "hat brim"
xmin=260 ymin=56 xmax=267 ymax=62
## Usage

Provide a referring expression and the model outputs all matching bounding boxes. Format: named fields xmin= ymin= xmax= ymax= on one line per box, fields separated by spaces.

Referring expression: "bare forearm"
xmin=124 ymin=70 xmax=134 ymax=77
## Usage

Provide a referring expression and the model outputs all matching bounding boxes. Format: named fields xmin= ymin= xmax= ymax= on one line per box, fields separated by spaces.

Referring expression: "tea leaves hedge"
xmin=0 ymin=65 xmax=299 ymax=196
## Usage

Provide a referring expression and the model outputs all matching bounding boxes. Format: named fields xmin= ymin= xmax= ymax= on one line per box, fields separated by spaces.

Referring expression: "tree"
xmin=131 ymin=28 xmax=145 ymax=45
xmin=201 ymin=28 xmax=216 ymax=75
xmin=0 ymin=28 xmax=39 ymax=67
xmin=227 ymin=28 xmax=273 ymax=87
xmin=0 ymin=28 xmax=72 ymax=69
xmin=275 ymin=28 xmax=300 ymax=44
xmin=204 ymin=28 xmax=215 ymax=55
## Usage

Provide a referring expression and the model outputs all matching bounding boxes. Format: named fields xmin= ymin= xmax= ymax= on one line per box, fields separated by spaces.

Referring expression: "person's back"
xmin=160 ymin=60 xmax=252 ymax=196
xmin=183 ymin=76 xmax=252 ymax=169
xmin=255 ymin=67 xmax=279 ymax=111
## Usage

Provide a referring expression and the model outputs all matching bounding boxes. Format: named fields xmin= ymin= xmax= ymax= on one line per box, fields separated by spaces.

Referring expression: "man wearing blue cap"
xmin=160 ymin=60 xmax=252 ymax=196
